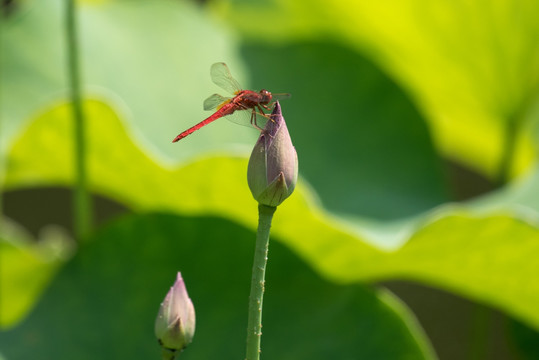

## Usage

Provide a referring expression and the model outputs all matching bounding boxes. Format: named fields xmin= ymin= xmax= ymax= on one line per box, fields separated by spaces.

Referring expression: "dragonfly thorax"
xmin=235 ymin=89 xmax=272 ymax=107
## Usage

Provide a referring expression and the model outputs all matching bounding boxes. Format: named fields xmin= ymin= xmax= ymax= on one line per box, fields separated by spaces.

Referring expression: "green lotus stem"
xmin=495 ymin=86 xmax=538 ymax=187
xmin=245 ymin=204 xmax=277 ymax=360
xmin=65 ymin=0 xmax=92 ymax=240
xmin=0 ymin=17 xmax=4 ymax=218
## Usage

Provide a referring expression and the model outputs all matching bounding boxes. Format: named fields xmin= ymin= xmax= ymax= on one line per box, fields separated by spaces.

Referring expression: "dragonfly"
xmin=172 ymin=62 xmax=290 ymax=142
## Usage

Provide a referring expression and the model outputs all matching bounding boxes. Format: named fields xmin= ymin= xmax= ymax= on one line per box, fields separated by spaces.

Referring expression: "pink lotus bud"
xmin=155 ymin=273 xmax=195 ymax=359
xmin=247 ymin=102 xmax=298 ymax=207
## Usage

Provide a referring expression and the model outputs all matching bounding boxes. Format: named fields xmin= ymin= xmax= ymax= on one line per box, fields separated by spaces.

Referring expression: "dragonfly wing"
xmin=203 ymin=93 xmax=231 ymax=111
xmin=272 ymin=93 xmax=291 ymax=101
xmin=223 ymin=109 xmax=269 ymax=130
xmin=210 ymin=62 xmax=242 ymax=95
xmin=223 ymin=109 xmax=251 ymax=127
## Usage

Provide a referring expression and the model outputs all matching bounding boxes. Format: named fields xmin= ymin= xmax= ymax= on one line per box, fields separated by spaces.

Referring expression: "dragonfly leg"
xmin=251 ymin=109 xmax=264 ymax=132
xmin=262 ymin=103 xmax=277 ymax=119
xmin=264 ymin=101 xmax=281 ymax=112
xmin=257 ymin=104 xmax=276 ymax=124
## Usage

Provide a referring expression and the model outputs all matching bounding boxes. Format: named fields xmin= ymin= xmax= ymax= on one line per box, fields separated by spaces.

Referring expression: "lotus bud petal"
xmin=155 ymin=272 xmax=195 ymax=359
xmin=248 ymin=102 xmax=298 ymax=207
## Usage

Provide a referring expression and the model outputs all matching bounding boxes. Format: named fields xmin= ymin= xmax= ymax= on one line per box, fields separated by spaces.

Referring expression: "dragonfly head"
xmin=259 ymin=89 xmax=272 ymax=104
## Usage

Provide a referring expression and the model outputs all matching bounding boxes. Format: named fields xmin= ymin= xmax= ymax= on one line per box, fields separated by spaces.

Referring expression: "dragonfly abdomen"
xmin=172 ymin=103 xmax=236 ymax=142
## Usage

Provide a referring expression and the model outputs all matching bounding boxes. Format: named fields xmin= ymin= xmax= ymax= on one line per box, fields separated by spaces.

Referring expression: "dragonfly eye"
xmin=260 ymin=89 xmax=272 ymax=103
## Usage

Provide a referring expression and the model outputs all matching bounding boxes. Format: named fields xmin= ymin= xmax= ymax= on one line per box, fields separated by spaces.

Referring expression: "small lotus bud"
xmin=155 ymin=272 xmax=196 ymax=360
xmin=248 ymin=102 xmax=298 ymax=207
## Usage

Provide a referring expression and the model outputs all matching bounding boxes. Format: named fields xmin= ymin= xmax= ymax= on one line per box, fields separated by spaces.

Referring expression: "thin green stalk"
xmin=469 ymin=91 xmax=536 ymax=359
xmin=468 ymin=120 xmax=512 ymax=358
xmin=65 ymin=0 xmax=92 ymax=240
xmin=495 ymin=85 xmax=538 ymax=187
xmin=0 ymin=14 xmax=4 ymax=221
xmin=245 ymin=204 xmax=277 ymax=360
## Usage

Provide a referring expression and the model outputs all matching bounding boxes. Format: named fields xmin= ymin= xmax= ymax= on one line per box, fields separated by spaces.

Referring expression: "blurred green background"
xmin=2 ymin=0 xmax=539 ymax=359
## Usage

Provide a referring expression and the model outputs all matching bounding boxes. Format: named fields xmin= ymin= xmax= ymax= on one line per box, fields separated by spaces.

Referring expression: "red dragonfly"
xmin=172 ymin=62 xmax=290 ymax=142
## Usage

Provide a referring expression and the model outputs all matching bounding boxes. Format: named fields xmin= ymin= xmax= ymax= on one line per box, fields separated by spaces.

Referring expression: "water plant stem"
xmin=65 ymin=0 xmax=92 ymax=240
xmin=0 ymin=16 xmax=5 ymax=219
xmin=245 ymin=204 xmax=277 ymax=360
xmin=469 ymin=95 xmax=533 ymax=359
